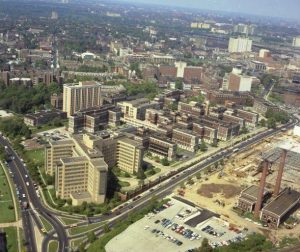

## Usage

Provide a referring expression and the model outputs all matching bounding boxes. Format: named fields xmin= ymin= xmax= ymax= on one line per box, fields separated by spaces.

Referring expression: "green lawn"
xmin=0 ymin=164 xmax=16 ymax=223
xmin=69 ymin=222 xmax=104 ymax=236
xmin=3 ymin=227 xmax=18 ymax=252
xmin=59 ymin=217 xmax=81 ymax=225
xmin=40 ymin=215 xmax=53 ymax=232
xmin=48 ymin=240 xmax=58 ymax=252
xmin=24 ymin=148 xmax=44 ymax=167
xmin=118 ymin=181 xmax=130 ymax=187
xmin=71 ymin=237 xmax=86 ymax=250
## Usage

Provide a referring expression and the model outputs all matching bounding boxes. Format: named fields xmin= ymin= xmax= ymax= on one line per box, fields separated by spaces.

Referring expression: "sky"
xmin=117 ymin=0 xmax=300 ymax=20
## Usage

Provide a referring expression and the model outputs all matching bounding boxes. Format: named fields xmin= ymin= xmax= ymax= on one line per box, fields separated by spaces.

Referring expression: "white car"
xmin=22 ymin=194 xmax=26 ymax=198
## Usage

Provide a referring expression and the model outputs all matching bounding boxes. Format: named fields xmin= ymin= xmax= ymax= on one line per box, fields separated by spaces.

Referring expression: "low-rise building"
xmin=253 ymin=98 xmax=280 ymax=116
xmin=148 ymin=135 xmax=177 ymax=161
xmin=172 ymin=128 xmax=199 ymax=152
xmin=236 ymin=109 xmax=259 ymax=127
xmin=68 ymin=105 xmax=119 ymax=133
xmin=24 ymin=110 xmax=67 ymax=127
xmin=237 ymin=185 xmax=270 ymax=213
xmin=118 ymin=98 xmax=161 ymax=121
xmin=261 ymin=188 xmax=300 ymax=228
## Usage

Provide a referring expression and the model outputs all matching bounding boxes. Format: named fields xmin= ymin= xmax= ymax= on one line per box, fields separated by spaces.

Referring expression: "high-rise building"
xmin=233 ymin=24 xmax=255 ymax=35
xmin=51 ymin=11 xmax=58 ymax=20
xmin=63 ymin=81 xmax=102 ymax=117
xmin=292 ymin=36 xmax=300 ymax=47
xmin=228 ymin=37 xmax=252 ymax=53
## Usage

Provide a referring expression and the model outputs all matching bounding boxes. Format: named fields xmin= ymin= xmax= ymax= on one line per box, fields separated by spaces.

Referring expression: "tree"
xmin=240 ymin=126 xmax=249 ymax=134
xmin=259 ymin=119 xmax=266 ymax=127
xmin=267 ymin=117 xmax=276 ymax=129
xmin=103 ymin=223 xmax=110 ymax=233
xmin=198 ymin=238 xmax=213 ymax=252
xmin=196 ymin=172 xmax=201 ymax=180
xmin=175 ymin=78 xmax=183 ymax=90
xmin=87 ymin=231 xmax=96 ymax=243
xmin=136 ymin=169 xmax=146 ymax=180
xmin=160 ymin=158 xmax=170 ymax=166
xmin=199 ymin=140 xmax=207 ymax=152
xmin=79 ymin=243 xmax=86 ymax=252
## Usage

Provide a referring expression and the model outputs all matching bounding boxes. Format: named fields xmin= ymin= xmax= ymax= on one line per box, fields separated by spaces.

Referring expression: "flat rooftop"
xmin=240 ymin=185 xmax=269 ymax=203
xmin=262 ymin=188 xmax=300 ymax=217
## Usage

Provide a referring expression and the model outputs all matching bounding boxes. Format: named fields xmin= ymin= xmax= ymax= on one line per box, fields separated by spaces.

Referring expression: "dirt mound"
xmin=197 ymin=183 xmax=241 ymax=199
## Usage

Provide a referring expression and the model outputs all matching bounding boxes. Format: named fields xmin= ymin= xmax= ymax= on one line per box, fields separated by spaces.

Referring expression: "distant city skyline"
xmin=117 ymin=0 xmax=300 ymax=20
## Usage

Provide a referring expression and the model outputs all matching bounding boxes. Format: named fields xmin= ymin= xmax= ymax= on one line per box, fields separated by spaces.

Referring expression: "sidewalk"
xmin=1 ymin=161 xmax=22 ymax=252
xmin=0 ymin=220 xmax=22 ymax=228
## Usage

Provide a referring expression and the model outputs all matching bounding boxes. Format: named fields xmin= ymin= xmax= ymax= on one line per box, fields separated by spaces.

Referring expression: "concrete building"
xmin=117 ymin=137 xmax=144 ymax=174
xmin=223 ymin=72 xmax=254 ymax=92
xmin=253 ymin=98 xmax=280 ymax=116
xmin=192 ymin=123 xmax=217 ymax=145
xmin=261 ymin=188 xmax=300 ymax=228
xmin=172 ymin=128 xmax=199 ymax=152
xmin=236 ymin=109 xmax=259 ymax=127
xmin=233 ymin=24 xmax=255 ymax=35
xmin=118 ymin=98 xmax=160 ymax=121
xmin=228 ymin=37 xmax=252 ymax=53
xmin=51 ymin=93 xmax=63 ymax=110
xmin=148 ymin=135 xmax=177 ymax=161
xmin=175 ymin=61 xmax=187 ymax=78
xmin=259 ymin=49 xmax=271 ymax=59
xmin=178 ymin=101 xmax=205 ymax=118
xmin=237 ymin=185 xmax=270 ymax=213
xmin=63 ymin=81 xmax=102 ymax=117
xmin=45 ymin=135 xmax=108 ymax=205
xmin=68 ymin=105 xmax=120 ymax=134
xmin=250 ymin=61 xmax=267 ymax=72
xmin=292 ymin=36 xmax=300 ymax=47
xmin=206 ymin=91 xmax=253 ymax=106
xmin=24 ymin=110 xmax=67 ymax=127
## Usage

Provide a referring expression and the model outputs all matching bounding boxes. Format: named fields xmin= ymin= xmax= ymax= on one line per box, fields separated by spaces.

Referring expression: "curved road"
xmin=0 ymin=136 xmax=69 ymax=252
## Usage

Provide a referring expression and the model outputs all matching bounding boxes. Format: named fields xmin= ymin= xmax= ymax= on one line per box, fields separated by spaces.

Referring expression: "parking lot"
xmin=106 ymin=197 xmax=248 ymax=252
xmin=36 ymin=127 xmax=70 ymax=141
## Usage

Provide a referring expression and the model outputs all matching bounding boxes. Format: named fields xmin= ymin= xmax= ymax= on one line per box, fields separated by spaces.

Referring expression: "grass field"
xmin=69 ymin=222 xmax=104 ymax=236
xmin=118 ymin=180 xmax=130 ymax=187
xmin=24 ymin=148 xmax=44 ymax=167
xmin=40 ymin=215 xmax=53 ymax=232
xmin=0 ymin=164 xmax=16 ymax=223
xmin=48 ymin=240 xmax=58 ymax=252
xmin=3 ymin=227 xmax=18 ymax=252
xmin=59 ymin=217 xmax=82 ymax=226
xmin=71 ymin=237 xmax=86 ymax=250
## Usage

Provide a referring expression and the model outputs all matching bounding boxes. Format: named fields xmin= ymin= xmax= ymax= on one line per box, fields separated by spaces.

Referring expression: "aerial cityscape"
xmin=1 ymin=0 xmax=300 ymax=252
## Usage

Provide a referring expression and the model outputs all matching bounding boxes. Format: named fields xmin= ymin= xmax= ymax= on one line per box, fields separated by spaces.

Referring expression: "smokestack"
xmin=274 ymin=149 xmax=287 ymax=196
xmin=254 ymin=160 xmax=269 ymax=219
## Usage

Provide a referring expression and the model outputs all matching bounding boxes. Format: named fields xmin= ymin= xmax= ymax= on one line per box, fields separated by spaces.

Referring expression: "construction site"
xmin=175 ymin=127 xmax=300 ymax=243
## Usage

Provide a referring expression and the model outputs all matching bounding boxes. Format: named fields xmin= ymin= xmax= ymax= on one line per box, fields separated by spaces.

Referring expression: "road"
xmin=0 ymin=115 xmax=297 ymax=252
xmin=0 ymin=136 xmax=69 ymax=252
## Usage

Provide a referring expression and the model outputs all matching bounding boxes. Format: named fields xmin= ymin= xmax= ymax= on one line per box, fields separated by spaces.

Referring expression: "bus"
xmin=233 ymin=148 xmax=239 ymax=153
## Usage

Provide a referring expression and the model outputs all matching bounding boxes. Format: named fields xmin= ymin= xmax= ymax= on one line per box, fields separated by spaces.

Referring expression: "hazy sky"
xmin=118 ymin=0 xmax=300 ymax=20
